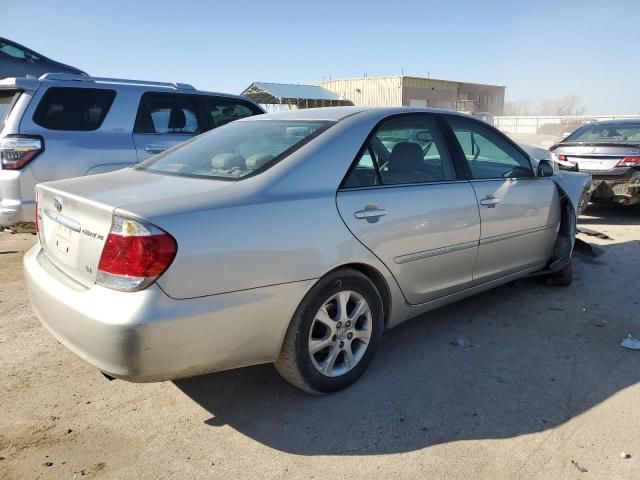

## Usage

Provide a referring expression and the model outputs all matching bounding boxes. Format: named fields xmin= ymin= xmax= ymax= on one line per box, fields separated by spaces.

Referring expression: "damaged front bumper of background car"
xmin=590 ymin=169 xmax=640 ymax=205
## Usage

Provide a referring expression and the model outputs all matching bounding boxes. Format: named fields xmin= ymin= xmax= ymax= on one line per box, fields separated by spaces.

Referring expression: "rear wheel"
xmin=275 ymin=269 xmax=384 ymax=394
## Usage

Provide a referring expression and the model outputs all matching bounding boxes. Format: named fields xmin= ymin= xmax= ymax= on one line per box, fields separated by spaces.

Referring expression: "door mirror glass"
xmin=537 ymin=159 xmax=555 ymax=177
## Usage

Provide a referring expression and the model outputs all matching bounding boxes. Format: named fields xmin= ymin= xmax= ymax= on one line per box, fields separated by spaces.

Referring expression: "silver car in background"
xmin=24 ymin=107 xmax=589 ymax=394
xmin=0 ymin=73 xmax=264 ymax=230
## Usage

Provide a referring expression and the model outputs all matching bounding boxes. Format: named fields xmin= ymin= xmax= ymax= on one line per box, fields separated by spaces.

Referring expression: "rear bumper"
xmin=0 ymin=168 xmax=37 ymax=226
xmin=590 ymin=169 xmax=640 ymax=204
xmin=24 ymin=245 xmax=313 ymax=382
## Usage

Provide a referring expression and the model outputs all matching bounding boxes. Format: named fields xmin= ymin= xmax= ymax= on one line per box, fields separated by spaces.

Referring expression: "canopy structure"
xmin=241 ymin=82 xmax=353 ymax=109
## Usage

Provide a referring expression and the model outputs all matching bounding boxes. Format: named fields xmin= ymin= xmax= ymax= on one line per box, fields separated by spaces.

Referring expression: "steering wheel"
xmin=502 ymin=166 xmax=532 ymax=178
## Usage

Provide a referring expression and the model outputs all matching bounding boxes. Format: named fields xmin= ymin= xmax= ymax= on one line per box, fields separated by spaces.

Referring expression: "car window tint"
xmin=135 ymin=93 xmax=201 ymax=135
xmin=448 ymin=117 xmax=533 ymax=179
xmin=343 ymin=147 xmax=380 ymax=188
xmin=0 ymin=41 xmax=39 ymax=60
xmin=33 ymin=87 xmax=116 ymax=131
xmin=566 ymin=124 xmax=640 ymax=142
xmin=203 ymin=97 xmax=263 ymax=129
xmin=343 ymin=115 xmax=456 ymax=188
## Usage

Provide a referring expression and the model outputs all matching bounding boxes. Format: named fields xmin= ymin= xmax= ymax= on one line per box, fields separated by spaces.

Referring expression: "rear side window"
xmin=33 ymin=87 xmax=116 ymax=131
xmin=203 ymin=97 xmax=263 ymax=129
xmin=134 ymin=93 xmax=202 ymax=135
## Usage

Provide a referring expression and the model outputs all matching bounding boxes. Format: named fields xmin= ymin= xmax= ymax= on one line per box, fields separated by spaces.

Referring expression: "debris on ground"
xmin=450 ymin=335 xmax=473 ymax=348
xmin=592 ymin=320 xmax=608 ymax=328
xmin=621 ymin=334 xmax=640 ymax=350
xmin=571 ymin=460 xmax=588 ymax=473
xmin=577 ymin=227 xmax=612 ymax=240
xmin=620 ymin=452 xmax=632 ymax=459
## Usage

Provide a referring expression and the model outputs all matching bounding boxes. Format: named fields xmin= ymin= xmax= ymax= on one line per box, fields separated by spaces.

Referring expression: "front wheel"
xmin=275 ymin=269 xmax=384 ymax=394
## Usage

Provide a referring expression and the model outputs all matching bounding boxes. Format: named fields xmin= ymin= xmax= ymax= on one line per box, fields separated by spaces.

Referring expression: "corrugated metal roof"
xmin=242 ymin=82 xmax=348 ymax=102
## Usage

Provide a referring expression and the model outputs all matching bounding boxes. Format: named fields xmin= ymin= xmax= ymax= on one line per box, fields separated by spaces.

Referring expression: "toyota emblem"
xmin=54 ymin=198 xmax=62 ymax=212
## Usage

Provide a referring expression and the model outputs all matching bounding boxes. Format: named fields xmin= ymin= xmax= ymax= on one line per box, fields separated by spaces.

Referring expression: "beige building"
xmin=320 ymin=75 xmax=505 ymax=115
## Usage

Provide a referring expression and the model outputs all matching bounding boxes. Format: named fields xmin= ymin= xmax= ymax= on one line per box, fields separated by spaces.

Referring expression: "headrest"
xmin=168 ymin=107 xmax=186 ymax=129
xmin=245 ymin=154 xmax=274 ymax=170
xmin=389 ymin=142 xmax=424 ymax=171
xmin=211 ymin=153 xmax=245 ymax=169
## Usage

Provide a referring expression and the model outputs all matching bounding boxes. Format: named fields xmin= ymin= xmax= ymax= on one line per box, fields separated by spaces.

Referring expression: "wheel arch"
xmin=322 ymin=262 xmax=392 ymax=329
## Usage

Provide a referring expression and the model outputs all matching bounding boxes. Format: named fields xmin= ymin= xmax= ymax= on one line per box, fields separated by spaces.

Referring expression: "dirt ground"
xmin=1 ymin=204 xmax=639 ymax=479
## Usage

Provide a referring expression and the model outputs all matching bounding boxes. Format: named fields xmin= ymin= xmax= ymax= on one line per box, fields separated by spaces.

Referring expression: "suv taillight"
xmin=0 ymin=135 xmax=44 ymax=170
xmin=617 ymin=156 xmax=640 ymax=167
xmin=96 ymin=215 xmax=177 ymax=292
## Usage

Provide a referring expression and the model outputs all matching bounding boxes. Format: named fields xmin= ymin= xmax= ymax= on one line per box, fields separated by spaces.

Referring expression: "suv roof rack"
xmin=38 ymin=73 xmax=196 ymax=90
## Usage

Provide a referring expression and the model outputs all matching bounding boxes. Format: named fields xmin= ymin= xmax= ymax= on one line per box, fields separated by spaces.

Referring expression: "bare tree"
xmin=504 ymin=96 xmax=586 ymax=116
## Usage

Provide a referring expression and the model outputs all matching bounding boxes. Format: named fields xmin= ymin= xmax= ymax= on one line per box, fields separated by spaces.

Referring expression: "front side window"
xmin=343 ymin=115 xmax=456 ymax=188
xmin=448 ymin=117 xmax=533 ymax=179
xmin=135 ymin=93 xmax=201 ymax=135
xmin=203 ymin=97 xmax=263 ymax=129
xmin=137 ymin=120 xmax=331 ymax=179
xmin=33 ymin=87 xmax=116 ymax=131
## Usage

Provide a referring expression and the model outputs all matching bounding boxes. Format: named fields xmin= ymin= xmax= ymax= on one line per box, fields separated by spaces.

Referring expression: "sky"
xmin=3 ymin=0 xmax=640 ymax=114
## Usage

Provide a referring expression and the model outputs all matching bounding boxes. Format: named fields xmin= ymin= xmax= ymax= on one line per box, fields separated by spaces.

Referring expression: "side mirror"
xmin=537 ymin=159 xmax=555 ymax=177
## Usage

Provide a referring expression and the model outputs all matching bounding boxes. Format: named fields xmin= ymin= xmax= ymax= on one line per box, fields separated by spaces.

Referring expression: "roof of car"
xmin=591 ymin=118 xmax=640 ymax=125
xmin=248 ymin=106 xmax=469 ymax=122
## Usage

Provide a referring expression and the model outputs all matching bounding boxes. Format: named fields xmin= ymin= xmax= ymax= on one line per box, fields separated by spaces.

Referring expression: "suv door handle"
xmin=479 ymin=196 xmax=501 ymax=207
xmin=354 ymin=207 xmax=387 ymax=221
xmin=145 ymin=144 xmax=168 ymax=154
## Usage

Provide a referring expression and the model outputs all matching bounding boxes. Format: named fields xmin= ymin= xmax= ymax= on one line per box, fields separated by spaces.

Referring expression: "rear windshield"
xmin=0 ymin=90 xmax=21 ymax=131
xmin=566 ymin=124 xmax=640 ymax=143
xmin=136 ymin=119 xmax=332 ymax=179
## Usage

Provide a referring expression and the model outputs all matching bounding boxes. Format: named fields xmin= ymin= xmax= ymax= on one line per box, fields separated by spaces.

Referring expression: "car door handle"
xmin=479 ymin=196 xmax=501 ymax=207
xmin=145 ymin=144 xmax=168 ymax=154
xmin=354 ymin=208 xmax=387 ymax=220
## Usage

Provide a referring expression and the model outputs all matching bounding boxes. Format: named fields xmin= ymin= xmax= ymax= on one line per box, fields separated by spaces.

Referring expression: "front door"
xmin=445 ymin=116 xmax=561 ymax=282
xmin=336 ymin=114 xmax=480 ymax=305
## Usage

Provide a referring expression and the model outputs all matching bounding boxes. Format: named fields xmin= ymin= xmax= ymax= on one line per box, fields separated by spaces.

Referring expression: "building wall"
xmin=319 ymin=77 xmax=402 ymax=107
xmin=401 ymin=76 xmax=458 ymax=109
xmin=456 ymin=82 xmax=505 ymax=115
xmin=320 ymin=76 xmax=505 ymax=115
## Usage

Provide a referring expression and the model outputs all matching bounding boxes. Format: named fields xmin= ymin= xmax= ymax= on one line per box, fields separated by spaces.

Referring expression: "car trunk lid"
xmin=553 ymin=142 xmax=640 ymax=172
xmin=36 ymin=168 xmax=235 ymax=288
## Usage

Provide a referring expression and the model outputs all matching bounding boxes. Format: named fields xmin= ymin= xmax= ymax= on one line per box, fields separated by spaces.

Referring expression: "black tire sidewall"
xmin=292 ymin=271 xmax=384 ymax=393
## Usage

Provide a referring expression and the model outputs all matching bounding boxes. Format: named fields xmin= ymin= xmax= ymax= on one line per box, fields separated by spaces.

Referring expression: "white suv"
xmin=0 ymin=73 xmax=264 ymax=229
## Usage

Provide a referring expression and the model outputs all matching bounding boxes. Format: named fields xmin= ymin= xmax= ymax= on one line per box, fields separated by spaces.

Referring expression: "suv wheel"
xmin=275 ymin=269 xmax=384 ymax=394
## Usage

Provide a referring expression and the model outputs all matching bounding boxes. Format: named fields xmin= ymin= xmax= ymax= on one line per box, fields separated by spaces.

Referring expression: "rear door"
xmin=336 ymin=114 xmax=480 ymax=305
xmin=445 ymin=116 xmax=560 ymax=282
xmin=132 ymin=92 xmax=205 ymax=161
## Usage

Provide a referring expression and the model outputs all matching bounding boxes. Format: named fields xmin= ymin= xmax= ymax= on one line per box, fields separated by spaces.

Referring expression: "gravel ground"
xmin=1 ymin=204 xmax=639 ymax=479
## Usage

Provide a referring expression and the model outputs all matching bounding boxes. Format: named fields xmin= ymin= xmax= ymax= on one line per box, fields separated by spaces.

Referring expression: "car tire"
xmin=274 ymin=268 xmax=384 ymax=394
xmin=546 ymin=261 xmax=573 ymax=287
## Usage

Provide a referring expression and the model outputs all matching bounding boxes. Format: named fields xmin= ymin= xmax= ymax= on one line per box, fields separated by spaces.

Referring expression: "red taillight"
xmin=0 ymin=135 xmax=44 ymax=170
xmin=556 ymin=154 xmax=567 ymax=161
xmin=96 ymin=216 xmax=177 ymax=291
xmin=617 ymin=156 xmax=640 ymax=167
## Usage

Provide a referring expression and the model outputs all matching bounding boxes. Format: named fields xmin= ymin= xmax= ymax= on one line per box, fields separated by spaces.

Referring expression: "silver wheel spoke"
xmin=344 ymin=345 xmax=355 ymax=369
xmin=349 ymin=299 xmax=370 ymax=322
xmin=352 ymin=328 xmax=371 ymax=343
xmin=309 ymin=336 xmax=332 ymax=354
xmin=336 ymin=291 xmax=350 ymax=322
xmin=314 ymin=306 xmax=334 ymax=331
xmin=321 ymin=346 xmax=340 ymax=375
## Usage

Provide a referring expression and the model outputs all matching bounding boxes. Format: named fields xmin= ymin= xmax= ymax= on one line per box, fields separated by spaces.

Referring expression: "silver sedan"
xmin=24 ymin=107 xmax=590 ymax=394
